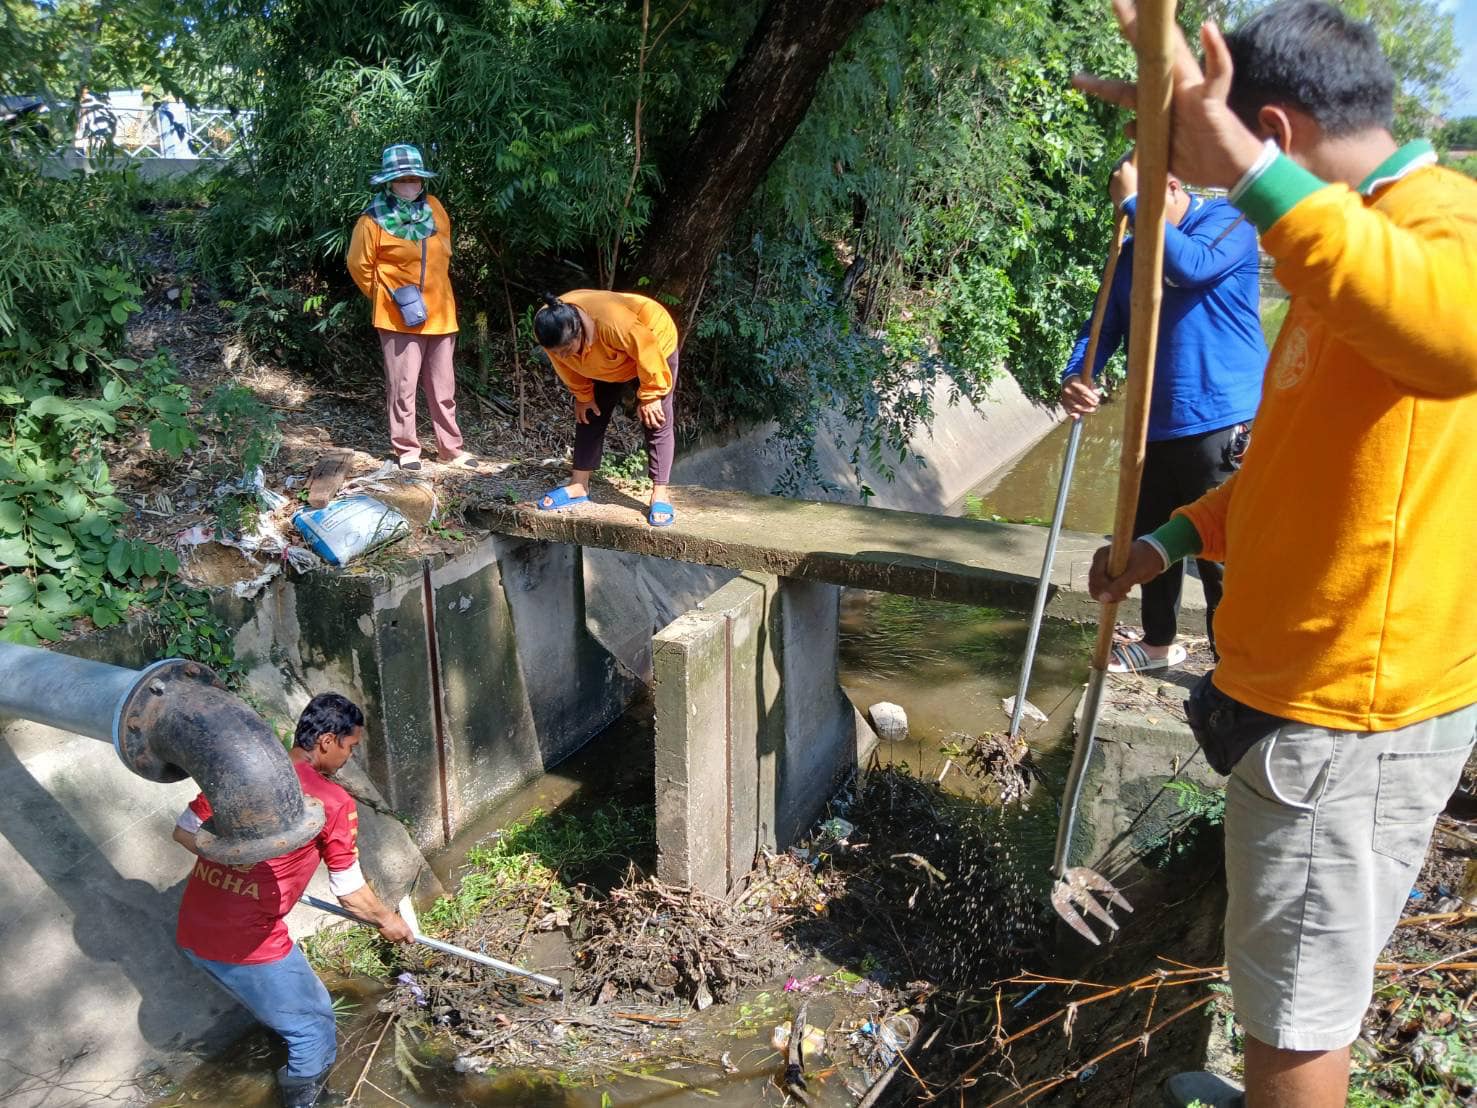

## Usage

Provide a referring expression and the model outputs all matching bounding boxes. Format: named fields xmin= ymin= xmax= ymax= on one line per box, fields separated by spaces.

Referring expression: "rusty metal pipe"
xmin=0 ymin=642 xmax=324 ymax=865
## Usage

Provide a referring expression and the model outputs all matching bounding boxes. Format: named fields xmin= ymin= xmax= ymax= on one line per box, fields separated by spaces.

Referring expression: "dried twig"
xmin=609 ymin=1067 xmax=720 ymax=1096
xmin=1378 ymin=948 xmax=1477 ymax=980
xmin=348 ymin=1014 xmax=395 ymax=1105
xmin=361 ymin=1079 xmax=411 ymax=1107
xmin=1395 ymin=909 xmax=1477 ymax=929
xmin=984 ymin=968 xmax=1224 ymax=1051
xmin=979 ymin=994 xmax=1216 ymax=1106
xmin=613 ymin=1011 xmax=688 ymax=1025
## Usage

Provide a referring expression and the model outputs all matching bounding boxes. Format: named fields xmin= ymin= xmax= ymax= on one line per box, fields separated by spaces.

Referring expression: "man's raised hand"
xmin=1072 ymin=0 xmax=1267 ymax=191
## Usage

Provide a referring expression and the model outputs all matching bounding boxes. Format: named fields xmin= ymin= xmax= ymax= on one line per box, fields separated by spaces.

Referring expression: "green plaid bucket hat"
xmin=370 ymin=144 xmax=438 ymax=186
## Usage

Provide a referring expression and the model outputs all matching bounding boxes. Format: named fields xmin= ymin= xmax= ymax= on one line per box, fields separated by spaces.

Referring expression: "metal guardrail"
xmin=73 ymin=97 xmax=253 ymax=161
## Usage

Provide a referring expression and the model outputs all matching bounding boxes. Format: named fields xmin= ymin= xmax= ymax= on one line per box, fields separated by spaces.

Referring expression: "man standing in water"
xmin=172 ymin=694 xmax=413 ymax=1108
xmin=1060 ymin=154 xmax=1265 ymax=673
xmin=1078 ymin=2 xmax=1477 ymax=1105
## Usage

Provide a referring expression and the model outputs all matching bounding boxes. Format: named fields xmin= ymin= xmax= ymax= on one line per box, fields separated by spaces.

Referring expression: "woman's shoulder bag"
xmin=381 ymin=236 xmax=430 ymax=329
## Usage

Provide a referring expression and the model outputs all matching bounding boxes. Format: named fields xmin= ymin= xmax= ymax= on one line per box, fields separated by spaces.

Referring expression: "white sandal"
xmin=1108 ymin=641 xmax=1187 ymax=674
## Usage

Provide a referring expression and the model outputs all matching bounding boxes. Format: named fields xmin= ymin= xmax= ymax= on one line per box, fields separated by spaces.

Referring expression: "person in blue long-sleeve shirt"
xmin=1060 ymin=156 xmax=1266 ymax=672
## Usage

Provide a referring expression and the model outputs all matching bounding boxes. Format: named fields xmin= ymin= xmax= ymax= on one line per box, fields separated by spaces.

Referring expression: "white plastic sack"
xmin=292 ymin=495 xmax=410 ymax=567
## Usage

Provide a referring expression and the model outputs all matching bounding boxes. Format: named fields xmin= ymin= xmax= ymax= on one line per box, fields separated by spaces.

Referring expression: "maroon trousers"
xmin=572 ymin=352 xmax=678 ymax=483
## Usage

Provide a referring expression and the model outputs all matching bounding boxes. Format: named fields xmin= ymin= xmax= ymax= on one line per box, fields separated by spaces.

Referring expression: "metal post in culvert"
xmin=0 ymin=642 xmax=324 ymax=865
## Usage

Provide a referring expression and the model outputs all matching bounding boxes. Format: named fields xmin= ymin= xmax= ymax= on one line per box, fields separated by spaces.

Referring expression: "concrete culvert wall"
xmin=653 ymin=572 xmax=877 ymax=895
xmin=0 ymin=627 xmax=432 ymax=1108
xmin=225 ymin=535 xmax=645 ymax=851
xmin=0 ymin=372 xmax=1067 ymax=1104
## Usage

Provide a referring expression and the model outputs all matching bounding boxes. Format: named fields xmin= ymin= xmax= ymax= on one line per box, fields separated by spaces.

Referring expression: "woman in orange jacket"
xmin=533 ymin=290 xmax=679 ymax=527
xmin=347 ymin=145 xmax=478 ymax=472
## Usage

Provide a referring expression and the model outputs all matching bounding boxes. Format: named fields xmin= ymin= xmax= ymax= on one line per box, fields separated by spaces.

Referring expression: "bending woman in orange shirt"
xmin=347 ymin=144 xmax=478 ymax=472
xmin=534 ymin=290 xmax=679 ymax=527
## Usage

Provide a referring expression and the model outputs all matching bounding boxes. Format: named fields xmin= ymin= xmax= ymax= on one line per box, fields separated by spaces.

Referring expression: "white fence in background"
xmin=74 ymin=91 xmax=252 ymax=161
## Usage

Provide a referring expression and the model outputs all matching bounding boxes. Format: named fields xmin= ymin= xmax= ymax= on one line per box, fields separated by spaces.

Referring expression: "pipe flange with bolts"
xmin=0 ymin=643 xmax=325 ymax=865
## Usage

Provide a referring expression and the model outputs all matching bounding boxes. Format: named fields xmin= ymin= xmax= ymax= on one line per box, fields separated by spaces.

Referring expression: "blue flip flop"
xmin=536 ymin=487 xmax=589 ymax=511
xmin=648 ymin=501 xmax=675 ymax=528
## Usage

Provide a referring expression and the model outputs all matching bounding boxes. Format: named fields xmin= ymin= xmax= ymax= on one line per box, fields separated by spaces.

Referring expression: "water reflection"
xmin=959 ymin=406 xmax=1123 ymax=535
xmin=839 ymin=591 xmax=1092 ymax=769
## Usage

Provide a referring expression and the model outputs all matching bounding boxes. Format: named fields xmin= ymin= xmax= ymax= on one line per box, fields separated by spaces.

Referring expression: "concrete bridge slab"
xmin=470 ymin=485 xmax=1205 ymax=624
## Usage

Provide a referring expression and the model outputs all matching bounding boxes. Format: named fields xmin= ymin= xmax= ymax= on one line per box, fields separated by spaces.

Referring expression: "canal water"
xmin=154 ymin=417 xmax=1116 ymax=1108
xmin=959 ymin=407 xmax=1122 ymax=535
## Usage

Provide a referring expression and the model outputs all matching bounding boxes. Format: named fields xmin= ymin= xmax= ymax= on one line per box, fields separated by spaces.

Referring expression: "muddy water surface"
xmin=959 ymin=406 xmax=1122 ymax=534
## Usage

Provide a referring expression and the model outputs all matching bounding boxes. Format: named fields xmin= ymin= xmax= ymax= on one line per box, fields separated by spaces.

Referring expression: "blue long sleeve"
xmin=1056 ymin=194 xmax=1266 ymax=442
xmin=1123 ymin=194 xmax=1256 ymax=289
xmin=1062 ymin=261 xmax=1128 ymax=382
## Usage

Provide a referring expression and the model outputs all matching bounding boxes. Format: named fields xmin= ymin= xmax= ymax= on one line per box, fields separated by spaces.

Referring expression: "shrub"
xmin=0 ymin=160 xmax=197 ymax=642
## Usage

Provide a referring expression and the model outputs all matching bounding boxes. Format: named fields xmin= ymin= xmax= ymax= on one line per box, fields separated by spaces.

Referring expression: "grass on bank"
xmin=1261 ymin=297 xmax=1290 ymax=347
xmin=302 ymin=802 xmax=654 ymax=978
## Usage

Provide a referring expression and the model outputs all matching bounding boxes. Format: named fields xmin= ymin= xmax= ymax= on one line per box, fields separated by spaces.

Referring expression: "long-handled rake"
xmin=1007 ymin=213 xmax=1128 ymax=743
xmin=300 ymin=893 xmax=564 ymax=994
xmin=1049 ymin=0 xmax=1176 ymax=944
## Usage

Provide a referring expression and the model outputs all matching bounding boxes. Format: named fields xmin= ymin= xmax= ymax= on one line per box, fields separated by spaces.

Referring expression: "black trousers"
xmin=1134 ymin=424 xmax=1241 ymax=653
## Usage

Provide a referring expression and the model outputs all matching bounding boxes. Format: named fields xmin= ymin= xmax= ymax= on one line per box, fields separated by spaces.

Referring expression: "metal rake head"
xmin=1051 ymin=867 xmax=1133 ymax=945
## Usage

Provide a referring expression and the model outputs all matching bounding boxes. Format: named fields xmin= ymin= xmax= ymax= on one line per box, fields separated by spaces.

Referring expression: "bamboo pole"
xmin=1091 ymin=0 xmax=1175 ymax=671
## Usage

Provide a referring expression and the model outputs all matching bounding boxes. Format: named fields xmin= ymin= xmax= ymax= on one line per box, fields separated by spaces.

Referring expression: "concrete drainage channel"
xmin=0 ymin=529 xmax=884 ymax=1103
xmin=0 ymin=533 xmax=1230 ymax=1106
xmin=0 ymin=505 xmax=1227 ymax=1098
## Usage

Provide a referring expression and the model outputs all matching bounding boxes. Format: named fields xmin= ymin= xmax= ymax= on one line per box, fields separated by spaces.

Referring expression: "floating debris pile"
xmin=571 ymin=870 xmax=793 ymax=1009
xmin=371 ymin=767 xmax=1050 ymax=1096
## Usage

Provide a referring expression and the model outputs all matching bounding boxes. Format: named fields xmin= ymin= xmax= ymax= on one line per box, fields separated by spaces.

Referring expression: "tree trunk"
xmin=629 ymin=0 xmax=883 ymax=327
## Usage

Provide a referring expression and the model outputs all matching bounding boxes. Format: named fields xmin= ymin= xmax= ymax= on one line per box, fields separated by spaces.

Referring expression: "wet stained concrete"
xmin=153 ymin=412 xmax=1225 ymax=1107
xmin=152 ymin=584 xmax=1101 ymax=1107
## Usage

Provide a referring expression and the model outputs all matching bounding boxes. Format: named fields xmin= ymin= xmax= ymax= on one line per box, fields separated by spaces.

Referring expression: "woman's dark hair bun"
xmin=533 ymin=292 xmax=582 ymax=349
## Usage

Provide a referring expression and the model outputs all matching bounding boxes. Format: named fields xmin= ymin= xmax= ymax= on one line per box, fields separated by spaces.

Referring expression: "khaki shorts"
xmin=1224 ymin=702 xmax=1475 ymax=1051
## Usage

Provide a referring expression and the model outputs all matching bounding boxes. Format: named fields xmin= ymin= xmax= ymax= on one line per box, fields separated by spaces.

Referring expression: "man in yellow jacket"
xmin=1077 ymin=2 xmax=1477 ymax=1105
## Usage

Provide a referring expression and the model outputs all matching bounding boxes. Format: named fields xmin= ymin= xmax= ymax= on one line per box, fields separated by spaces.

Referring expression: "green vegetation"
xmin=594 ymin=447 xmax=652 ymax=485
xmin=1181 ymin=0 xmax=1462 ymax=139
xmin=155 ymin=585 xmax=245 ymax=685
xmin=423 ymin=803 xmax=654 ymax=933
xmin=1440 ymin=116 xmax=1477 ymax=149
xmin=303 ymin=802 xmax=653 ymax=979
xmin=1445 ymin=151 xmax=1477 ymax=181
xmin=174 ymin=0 xmax=1139 ymax=490
xmin=1201 ymin=970 xmax=1477 ymax=1107
xmin=963 ymin=493 xmax=1049 ymax=525
xmin=0 ymin=0 xmax=1466 ymax=646
xmin=301 ymin=918 xmax=399 ymax=979
xmin=0 ymin=1 xmax=282 ymax=644
xmin=200 ymin=384 xmax=283 ymax=538
xmin=0 ymin=158 xmax=197 ymax=643
xmin=1260 ymin=298 xmax=1291 ymax=347
xmin=1143 ymin=777 xmax=1227 ymax=863
xmin=1348 ymin=983 xmax=1477 ymax=1106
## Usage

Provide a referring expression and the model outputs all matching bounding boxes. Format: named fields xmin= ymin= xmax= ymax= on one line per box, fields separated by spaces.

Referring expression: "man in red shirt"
xmin=173 ymin=693 xmax=412 ymax=1108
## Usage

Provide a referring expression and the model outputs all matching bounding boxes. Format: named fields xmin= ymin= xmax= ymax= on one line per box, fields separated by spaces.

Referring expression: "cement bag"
xmin=292 ymin=495 xmax=410 ymax=566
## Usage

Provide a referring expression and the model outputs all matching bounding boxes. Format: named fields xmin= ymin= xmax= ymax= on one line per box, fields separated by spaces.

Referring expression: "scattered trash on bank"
xmin=771 ymin=1018 xmax=826 ymax=1056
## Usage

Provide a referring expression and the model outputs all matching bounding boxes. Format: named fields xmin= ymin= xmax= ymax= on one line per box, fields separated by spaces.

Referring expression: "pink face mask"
xmin=390 ymin=179 xmax=423 ymax=201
